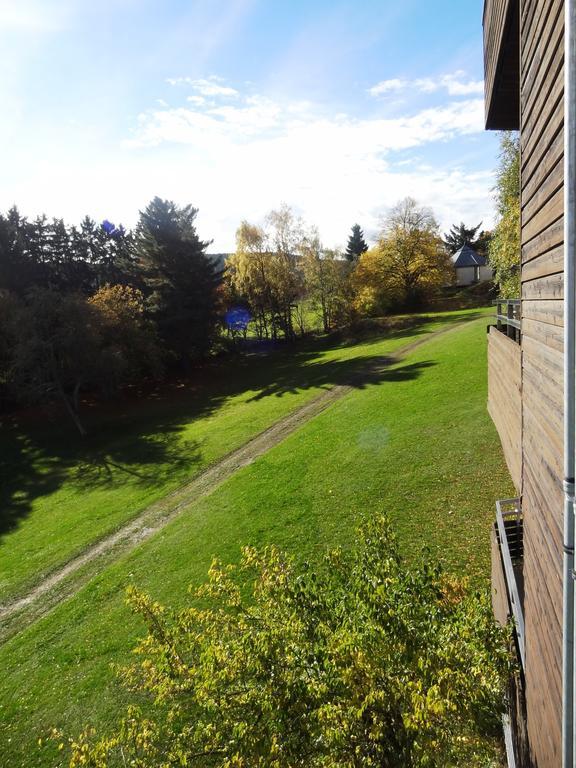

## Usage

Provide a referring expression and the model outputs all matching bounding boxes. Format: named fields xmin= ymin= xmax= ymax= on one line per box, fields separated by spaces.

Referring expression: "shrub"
xmin=63 ymin=516 xmax=511 ymax=767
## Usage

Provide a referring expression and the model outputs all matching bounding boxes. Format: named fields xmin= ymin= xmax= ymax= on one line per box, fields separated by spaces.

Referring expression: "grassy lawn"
xmin=0 ymin=308 xmax=485 ymax=601
xmin=0 ymin=313 xmax=514 ymax=767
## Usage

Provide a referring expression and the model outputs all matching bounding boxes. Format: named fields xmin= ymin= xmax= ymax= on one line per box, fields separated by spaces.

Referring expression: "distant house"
xmin=450 ymin=243 xmax=492 ymax=286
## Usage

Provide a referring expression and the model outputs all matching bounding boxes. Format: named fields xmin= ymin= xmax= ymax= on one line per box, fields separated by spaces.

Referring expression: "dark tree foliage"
xmin=0 ymin=199 xmax=217 ymax=428
xmin=442 ymin=222 xmax=492 ymax=256
xmin=136 ymin=197 xmax=219 ymax=366
xmin=345 ymin=223 xmax=369 ymax=261
xmin=0 ymin=207 xmax=135 ymax=295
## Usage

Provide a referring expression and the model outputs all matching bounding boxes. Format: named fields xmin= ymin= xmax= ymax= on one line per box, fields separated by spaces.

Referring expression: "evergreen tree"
xmin=443 ymin=223 xmax=493 ymax=259
xmin=135 ymin=197 xmax=218 ymax=366
xmin=345 ymin=223 xmax=368 ymax=261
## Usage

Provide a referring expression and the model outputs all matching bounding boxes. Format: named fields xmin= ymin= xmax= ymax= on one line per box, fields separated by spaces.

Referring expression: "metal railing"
xmin=496 ymin=498 xmax=525 ymax=670
xmin=494 ymin=299 xmax=521 ymax=344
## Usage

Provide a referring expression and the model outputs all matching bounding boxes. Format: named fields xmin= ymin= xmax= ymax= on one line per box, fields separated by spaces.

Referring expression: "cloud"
xmin=369 ymin=70 xmax=484 ymax=98
xmin=167 ymin=75 xmax=238 ymax=97
xmin=2 ymin=79 xmax=494 ymax=253
xmin=126 ymin=91 xmax=484 ymax=151
xmin=111 ymin=83 xmax=491 ymax=249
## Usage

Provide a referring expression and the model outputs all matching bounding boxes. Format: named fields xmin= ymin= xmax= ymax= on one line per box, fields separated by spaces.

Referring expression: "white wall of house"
xmin=455 ymin=265 xmax=493 ymax=286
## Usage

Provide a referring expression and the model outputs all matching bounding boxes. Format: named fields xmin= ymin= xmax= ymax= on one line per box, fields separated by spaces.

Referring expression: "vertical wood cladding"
xmin=520 ymin=0 xmax=564 ymax=763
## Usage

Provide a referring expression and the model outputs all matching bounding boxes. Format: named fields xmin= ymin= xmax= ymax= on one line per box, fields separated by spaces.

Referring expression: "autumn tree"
xmin=345 ymin=223 xmax=369 ymax=261
xmin=65 ymin=515 xmax=511 ymax=768
xmin=265 ymin=204 xmax=305 ymax=339
xmin=353 ymin=198 xmax=453 ymax=313
xmin=88 ymin=284 xmax=162 ymax=389
xmin=226 ymin=206 xmax=305 ymax=340
xmin=302 ymin=234 xmax=351 ymax=332
xmin=351 ymin=245 xmax=400 ymax=316
xmin=489 ymin=133 xmax=520 ymax=297
xmin=381 ymin=197 xmax=452 ymax=308
xmin=226 ymin=221 xmax=273 ymax=339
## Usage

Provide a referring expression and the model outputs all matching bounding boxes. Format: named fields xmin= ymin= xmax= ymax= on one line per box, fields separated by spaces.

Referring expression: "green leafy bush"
xmin=64 ymin=516 xmax=511 ymax=767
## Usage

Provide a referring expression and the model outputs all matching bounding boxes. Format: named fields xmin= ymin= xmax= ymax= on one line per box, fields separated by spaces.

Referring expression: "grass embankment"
xmin=0 ymin=309 xmax=513 ymax=767
xmin=0 ymin=309 xmax=482 ymax=602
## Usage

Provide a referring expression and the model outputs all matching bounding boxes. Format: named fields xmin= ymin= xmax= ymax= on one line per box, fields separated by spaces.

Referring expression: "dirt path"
xmin=0 ymin=318 xmax=474 ymax=643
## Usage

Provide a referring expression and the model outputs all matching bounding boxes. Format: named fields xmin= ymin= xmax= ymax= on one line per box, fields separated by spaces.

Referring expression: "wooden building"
xmin=483 ymin=0 xmax=565 ymax=765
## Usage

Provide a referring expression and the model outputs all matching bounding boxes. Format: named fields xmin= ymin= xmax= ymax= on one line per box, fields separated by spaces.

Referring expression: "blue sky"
xmin=1 ymin=0 xmax=500 ymax=250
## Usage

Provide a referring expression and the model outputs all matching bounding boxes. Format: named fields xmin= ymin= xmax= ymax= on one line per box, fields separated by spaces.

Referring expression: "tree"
xmin=489 ymin=133 xmax=520 ymax=298
xmin=136 ymin=197 xmax=218 ymax=366
xmin=65 ymin=515 xmax=511 ymax=767
xmin=226 ymin=206 xmax=305 ymax=341
xmin=226 ymin=221 xmax=273 ymax=340
xmin=88 ymin=284 xmax=162 ymax=390
xmin=1 ymin=285 xmax=161 ymax=435
xmin=302 ymin=235 xmax=351 ymax=332
xmin=3 ymin=288 xmax=101 ymax=435
xmin=345 ymin=223 xmax=368 ymax=262
xmin=354 ymin=198 xmax=453 ymax=312
xmin=351 ymin=245 xmax=401 ymax=316
xmin=265 ymin=204 xmax=305 ymax=339
xmin=443 ymin=223 xmax=492 ymax=258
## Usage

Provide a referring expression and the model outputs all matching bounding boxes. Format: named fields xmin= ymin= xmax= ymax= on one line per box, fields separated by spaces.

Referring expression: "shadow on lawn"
xmin=0 ymin=310 xmax=468 ymax=538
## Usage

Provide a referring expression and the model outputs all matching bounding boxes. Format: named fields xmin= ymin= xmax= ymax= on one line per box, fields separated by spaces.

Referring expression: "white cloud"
xmin=167 ymin=75 xmax=238 ymax=97
xmin=127 ymin=92 xmax=484 ymax=151
xmin=2 ymin=80 xmax=494 ymax=253
xmin=369 ymin=70 xmax=484 ymax=98
xmin=112 ymin=85 xmax=491 ymax=249
xmin=368 ymin=78 xmax=407 ymax=95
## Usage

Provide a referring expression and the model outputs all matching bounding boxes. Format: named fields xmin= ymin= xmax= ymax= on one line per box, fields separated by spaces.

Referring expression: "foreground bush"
xmin=64 ymin=517 xmax=511 ymax=767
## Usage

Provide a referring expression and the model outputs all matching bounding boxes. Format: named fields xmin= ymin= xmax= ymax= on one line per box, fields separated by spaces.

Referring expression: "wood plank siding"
xmin=484 ymin=0 xmax=520 ymax=128
xmin=520 ymin=0 xmax=564 ymax=762
xmin=484 ymin=0 xmax=565 ymax=764
xmin=487 ymin=328 xmax=522 ymax=491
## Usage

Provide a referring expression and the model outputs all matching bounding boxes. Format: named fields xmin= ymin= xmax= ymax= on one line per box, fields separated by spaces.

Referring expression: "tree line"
xmin=0 ymin=197 xmax=219 ymax=433
xmin=0 ymin=193 xmax=496 ymax=433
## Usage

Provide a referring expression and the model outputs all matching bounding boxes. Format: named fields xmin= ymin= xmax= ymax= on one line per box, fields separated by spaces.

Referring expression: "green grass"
xmin=0 ymin=308 xmax=487 ymax=601
xmin=0 ymin=311 xmax=513 ymax=768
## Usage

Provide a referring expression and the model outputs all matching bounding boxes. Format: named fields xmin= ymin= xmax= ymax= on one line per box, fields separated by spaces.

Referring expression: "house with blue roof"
xmin=450 ymin=243 xmax=493 ymax=286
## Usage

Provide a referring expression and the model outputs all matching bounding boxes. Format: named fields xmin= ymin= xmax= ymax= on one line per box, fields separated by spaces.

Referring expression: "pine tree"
xmin=442 ymin=222 xmax=482 ymax=253
xmin=345 ymin=223 xmax=368 ymax=261
xmin=135 ymin=197 xmax=218 ymax=366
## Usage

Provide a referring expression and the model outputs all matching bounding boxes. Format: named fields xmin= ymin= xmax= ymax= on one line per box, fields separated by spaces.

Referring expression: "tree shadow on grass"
xmin=73 ymin=434 xmax=203 ymax=491
xmin=0 ymin=310 xmax=465 ymax=538
xmin=0 ymin=418 xmax=204 ymax=539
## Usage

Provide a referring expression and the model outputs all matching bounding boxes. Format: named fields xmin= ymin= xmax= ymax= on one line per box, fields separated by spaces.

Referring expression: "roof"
xmin=451 ymin=243 xmax=488 ymax=268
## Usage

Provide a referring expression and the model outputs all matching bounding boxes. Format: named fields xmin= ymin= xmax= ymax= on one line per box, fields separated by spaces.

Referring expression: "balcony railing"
xmin=495 ymin=497 xmax=525 ymax=670
xmin=493 ymin=299 xmax=521 ymax=344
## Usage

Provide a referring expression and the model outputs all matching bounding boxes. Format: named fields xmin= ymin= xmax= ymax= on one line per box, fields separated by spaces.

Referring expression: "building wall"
xmin=520 ymin=0 xmax=564 ymax=763
xmin=454 ymin=265 xmax=493 ymax=286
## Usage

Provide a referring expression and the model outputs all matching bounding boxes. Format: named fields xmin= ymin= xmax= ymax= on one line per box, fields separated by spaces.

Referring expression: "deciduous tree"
xmin=65 ymin=515 xmax=511 ymax=767
xmin=302 ymin=235 xmax=351 ymax=332
xmin=489 ymin=133 xmax=520 ymax=297
xmin=354 ymin=198 xmax=453 ymax=312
